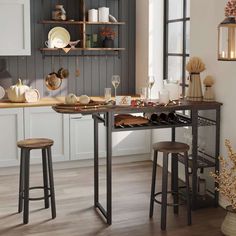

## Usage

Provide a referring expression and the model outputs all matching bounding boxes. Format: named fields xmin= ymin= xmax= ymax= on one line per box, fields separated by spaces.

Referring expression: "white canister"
xmin=88 ymin=9 xmax=98 ymax=22
xmin=159 ymin=89 xmax=169 ymax=104
xmin=165 ymin=83 xmax=179 ymax=101
xmin=98 ymin=7 xmax=109 ymax=22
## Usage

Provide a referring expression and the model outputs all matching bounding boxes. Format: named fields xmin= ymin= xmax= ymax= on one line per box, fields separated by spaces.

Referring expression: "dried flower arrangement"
xmin=225 ymin=0 xmax=236 ymax=17
xmin=211 ymin=140 xmax=236 ymax=209
xmin=100 ymin=27 xmax=116 ymax=40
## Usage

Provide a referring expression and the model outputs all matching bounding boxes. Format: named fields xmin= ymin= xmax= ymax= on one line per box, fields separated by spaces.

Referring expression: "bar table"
xmin=53 ymin=100 xmax=222 ymax=225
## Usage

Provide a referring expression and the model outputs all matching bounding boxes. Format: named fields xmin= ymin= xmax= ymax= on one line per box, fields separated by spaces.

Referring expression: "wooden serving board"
xmin=115 ymin=114 xmax=149 ymax=126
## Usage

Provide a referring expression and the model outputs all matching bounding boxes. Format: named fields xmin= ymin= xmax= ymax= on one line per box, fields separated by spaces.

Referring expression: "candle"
xmin=231 ymin=51 xmax=235 ymax=58
xmin=222 ymin=51 xmax=226 ymax=58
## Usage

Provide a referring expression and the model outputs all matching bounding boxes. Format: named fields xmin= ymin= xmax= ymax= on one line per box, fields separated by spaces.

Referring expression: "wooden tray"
xmin=115 ymin=114 xmax=149 ymax=126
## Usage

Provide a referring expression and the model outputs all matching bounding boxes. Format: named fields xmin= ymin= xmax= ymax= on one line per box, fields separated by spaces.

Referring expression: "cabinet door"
xmin=112 ymin=130 xmax=151 ymax=156
xmin=0 ymin=108 xmax=24 ymax=166
xmin=0 ymin=0 xmax=31 ymax=55
xmin=70 ymin=115 xmax=106 ymax=160
xmin=70 ymin=115 xmax=151 ymax=160
xmin=24 ymin=107 xmax=69 ymax=163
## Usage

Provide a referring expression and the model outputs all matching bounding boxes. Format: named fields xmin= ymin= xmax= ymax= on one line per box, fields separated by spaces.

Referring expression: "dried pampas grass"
xmin=186 ymin=57 xmax=206 ymax=73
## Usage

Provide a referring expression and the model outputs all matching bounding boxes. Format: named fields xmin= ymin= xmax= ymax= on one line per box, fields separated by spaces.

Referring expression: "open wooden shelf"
xmin=39 ymin=20 xmax=125 ymax=25
xmin=40 ymin=20 xmax=84 ymax=25
xmin=40 ymin=47 xmax=125 ymax=51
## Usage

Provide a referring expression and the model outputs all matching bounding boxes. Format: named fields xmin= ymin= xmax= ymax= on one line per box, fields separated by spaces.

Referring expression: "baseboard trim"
xmin=0 ymin=154 xmax=151 ymax=176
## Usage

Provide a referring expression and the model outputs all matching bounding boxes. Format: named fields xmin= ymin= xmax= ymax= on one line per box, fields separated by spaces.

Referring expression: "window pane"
xmin=168 ymin=0 xmax=183 ymax=20
xmin=186 ymin=0 xmax=190 ymax=18
xmin=186 ymin=20 xmax=190 ymax=54
xmin=168 ymin=56 xmax=182 ymax=81
xmin=168 ymin=22 xmax=183 ymax=53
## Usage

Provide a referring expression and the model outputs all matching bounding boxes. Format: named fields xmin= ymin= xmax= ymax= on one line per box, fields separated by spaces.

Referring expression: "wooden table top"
xmin=0 ymin=96 xmax=222 ymax=112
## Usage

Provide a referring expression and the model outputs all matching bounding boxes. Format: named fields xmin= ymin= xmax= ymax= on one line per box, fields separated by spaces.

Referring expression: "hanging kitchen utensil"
xmin=44 ymin=55 xmax=69 ymax=91
xmin=45 ymin=72 xmax=62 ymax=90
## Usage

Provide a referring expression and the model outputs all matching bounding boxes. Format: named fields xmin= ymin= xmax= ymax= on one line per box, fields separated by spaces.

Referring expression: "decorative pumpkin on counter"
xmin=65 ymin=93 xmax=77 ymax=104
xmin=7 ymin=79 xmax=30 ymax=102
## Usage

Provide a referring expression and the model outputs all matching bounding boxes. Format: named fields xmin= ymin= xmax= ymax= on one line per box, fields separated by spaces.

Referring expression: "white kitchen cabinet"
xmin=70 ymin=115 xmax=151 ymax=160
xmin=70 ymin=115 xmax=106 ymax=160
xmin=112 ymin=130 xmax=151 ymax=156
xmin=24 ymin=107 xmax=69 ymax=163
xmin=0 ymin=0 xmax=31 ymax=55
xmin=0 ymin=108 xmax=24 ymax=166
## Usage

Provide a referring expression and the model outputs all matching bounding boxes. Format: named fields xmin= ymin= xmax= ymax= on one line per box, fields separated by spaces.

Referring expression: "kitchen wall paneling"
xmin=0 ymin=0 xmax=135 ymax=97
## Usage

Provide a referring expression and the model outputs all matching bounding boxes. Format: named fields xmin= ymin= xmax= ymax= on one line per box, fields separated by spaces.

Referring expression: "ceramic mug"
xmin=45 ymin=40 xmax=54 ymax=48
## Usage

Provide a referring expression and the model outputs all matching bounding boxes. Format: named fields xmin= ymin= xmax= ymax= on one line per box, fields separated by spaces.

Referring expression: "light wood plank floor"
xmin=0 ymin=161 xmax=225 ymax=236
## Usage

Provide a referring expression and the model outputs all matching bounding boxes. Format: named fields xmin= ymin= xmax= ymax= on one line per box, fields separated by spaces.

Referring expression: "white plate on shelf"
xmin=48 ymin=27 xmax=70 ymax=48
xmin=0 ymin=86 xmax=5 ymax=99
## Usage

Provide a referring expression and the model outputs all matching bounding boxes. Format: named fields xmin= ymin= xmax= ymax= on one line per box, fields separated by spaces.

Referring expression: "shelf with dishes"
xmin=39 ymin=20 xmax=125 ymax=25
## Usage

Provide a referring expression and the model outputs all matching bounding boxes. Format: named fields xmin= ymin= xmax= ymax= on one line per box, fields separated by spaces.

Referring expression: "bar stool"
xmin=17 ymin=138 xmax=56 ymax=224
xmin=149 ymin=141 xmax=191 ymax=230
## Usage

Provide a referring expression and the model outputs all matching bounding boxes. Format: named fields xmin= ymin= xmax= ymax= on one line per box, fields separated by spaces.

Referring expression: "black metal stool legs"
xmin=161 ymin=152 xmax=169 ymax=231
xmin=184 ymin=151 xmax=192 ymax=225
xmin=172 ymin=153 xmax=179 ymax=215
xmin=149 ymin=150 xmax=158 ymax=218
xmin=18 ymin=149 xmax=24 ymax=213
xmin=42 ymin=148 xmax=49 ymax=209
xmin=23 ymin=149 xmax=30 ymax=224
xmin=47 ymin=147 xmax=56 ymax=219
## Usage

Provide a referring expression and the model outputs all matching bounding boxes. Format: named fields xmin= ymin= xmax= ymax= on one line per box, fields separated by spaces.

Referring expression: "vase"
xmin=103 ymin=37 xmax=114 ymax=48
xmin=187 ymin=73 xmax=203 ymax=101
xmin=221 ymin=206 xmax=236 ymax=236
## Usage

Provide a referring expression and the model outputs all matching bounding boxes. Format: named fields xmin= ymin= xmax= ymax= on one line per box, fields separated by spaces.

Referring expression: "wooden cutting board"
xmin=115 ymin=114 xmax=149 ymax=126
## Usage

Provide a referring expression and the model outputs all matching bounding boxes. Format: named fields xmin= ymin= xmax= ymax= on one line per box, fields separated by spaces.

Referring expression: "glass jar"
xmin=52 ymin=5 xmax=66 ymax=21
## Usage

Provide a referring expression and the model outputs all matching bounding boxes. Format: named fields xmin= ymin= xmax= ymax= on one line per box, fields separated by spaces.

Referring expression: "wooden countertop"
xmin=0 ymin=96 xmax=105 ymax=109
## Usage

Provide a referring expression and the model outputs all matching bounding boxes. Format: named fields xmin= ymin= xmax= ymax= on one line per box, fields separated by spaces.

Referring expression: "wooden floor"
xmin=0 ymin=161 xmax=225 ymax=236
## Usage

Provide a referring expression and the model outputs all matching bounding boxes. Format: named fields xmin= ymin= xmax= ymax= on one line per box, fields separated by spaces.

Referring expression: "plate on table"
xmin=48 ymin=27 xmax=70 ymax=48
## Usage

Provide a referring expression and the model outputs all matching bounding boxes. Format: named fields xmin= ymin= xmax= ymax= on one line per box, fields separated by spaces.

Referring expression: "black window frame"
xmin=163 ymin=0 xmax=190 ymax=97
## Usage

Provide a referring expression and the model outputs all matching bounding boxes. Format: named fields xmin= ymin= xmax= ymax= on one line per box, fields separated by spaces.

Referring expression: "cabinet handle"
xmin=70 ymin=117 xmax=82 ymax=120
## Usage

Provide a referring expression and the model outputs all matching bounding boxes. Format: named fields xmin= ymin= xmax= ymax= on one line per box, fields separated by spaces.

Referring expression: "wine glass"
xmin=147 ymin=75 xmax=155 ymax=100
xmin=111 ymin=75 xmax=120 ymax=97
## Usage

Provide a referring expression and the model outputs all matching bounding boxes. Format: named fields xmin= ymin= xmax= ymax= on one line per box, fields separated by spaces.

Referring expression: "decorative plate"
xmin=48 ymin=27 xmax=70 ymax=48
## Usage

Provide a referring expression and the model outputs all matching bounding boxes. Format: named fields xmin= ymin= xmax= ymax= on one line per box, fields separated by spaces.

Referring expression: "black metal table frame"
xmin=91 ymin=104 xmax=221 ymax=225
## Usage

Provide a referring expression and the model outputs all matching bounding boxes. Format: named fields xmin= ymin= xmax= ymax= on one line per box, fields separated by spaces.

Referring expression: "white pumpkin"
xmin=7 ymin=79 xmax=30 ymax=102
xmin=79 ymin=95 xmax=90 ymax=104
xmin=65 ymin=93 xmax=77 ymax=104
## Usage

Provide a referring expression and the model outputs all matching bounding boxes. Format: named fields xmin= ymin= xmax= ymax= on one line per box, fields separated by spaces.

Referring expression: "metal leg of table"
xmin=94 ymin=117 xmax=99 ymax=207
xmin=191 ymin=109 xmax=198 ymax=210
xmin=93 ymin=113 xmax=112 ymax=225
xmin=171 ymin=127 xmax=176 ymax=194
xmin=106 ymin=112 xmax=112 ymax=225
xmin=215 ymin=107 xmax=221 ymax=207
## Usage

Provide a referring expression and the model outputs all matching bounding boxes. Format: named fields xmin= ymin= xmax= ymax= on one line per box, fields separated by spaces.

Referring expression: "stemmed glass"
xmin=147 ymin=75 xmax=155 ymax=100
xmin=112 ymin=75 xmax=120 ymax=97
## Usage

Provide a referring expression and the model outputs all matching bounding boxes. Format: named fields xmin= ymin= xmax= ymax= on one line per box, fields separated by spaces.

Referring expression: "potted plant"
xmin=211 ymin=139 xmax=236 ymax=236
xmin=100 ymin=27 xmax=116 ymax=48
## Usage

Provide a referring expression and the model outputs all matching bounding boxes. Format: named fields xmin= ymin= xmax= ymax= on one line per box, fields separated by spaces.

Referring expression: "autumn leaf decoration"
xmin=225 ymin=0 xmax=236 ymax=17
xmin=211 ymin=140 xmax=236 ymax=209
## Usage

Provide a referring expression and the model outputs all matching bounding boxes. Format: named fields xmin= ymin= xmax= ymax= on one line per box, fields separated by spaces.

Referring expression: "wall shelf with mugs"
xmin=39 ymin=0 xmax=125 ymax=58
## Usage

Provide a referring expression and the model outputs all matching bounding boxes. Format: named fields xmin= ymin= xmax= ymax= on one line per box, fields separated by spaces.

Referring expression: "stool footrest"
xmin=20 ymin=186 xmax=52 ymax=201
xmin=154 ymin=191 xmax=185 ymax=207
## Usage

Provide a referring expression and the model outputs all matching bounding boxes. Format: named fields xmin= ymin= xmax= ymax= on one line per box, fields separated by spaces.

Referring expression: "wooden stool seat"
xmin=153 ymin=141 xmax=189 ymax=153
xmin=17 ymin=138 xmax=53 ymax=149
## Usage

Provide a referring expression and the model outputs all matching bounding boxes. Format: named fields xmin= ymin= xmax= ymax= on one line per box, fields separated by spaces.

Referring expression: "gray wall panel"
xmin=0 ymin=0 xmax=135 ymax=97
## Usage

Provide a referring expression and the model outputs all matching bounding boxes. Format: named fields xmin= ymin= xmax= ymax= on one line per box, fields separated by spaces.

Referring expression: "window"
xmin=163 ymin=0 xmax=190 ymax=97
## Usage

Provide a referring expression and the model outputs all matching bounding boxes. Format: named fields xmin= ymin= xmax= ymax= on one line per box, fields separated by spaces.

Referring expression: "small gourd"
xmin=7 ymin=79 xmax=30 ymax=102
xmin=79 ymin=95 xmax=90 ymax=104
xmin=65 ymin=93 xmax=77 ymax=104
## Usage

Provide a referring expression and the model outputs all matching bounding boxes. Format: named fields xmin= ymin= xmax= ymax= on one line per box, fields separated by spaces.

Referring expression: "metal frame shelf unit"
xmin=39 ymin=0 xmax=125 ymax=57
